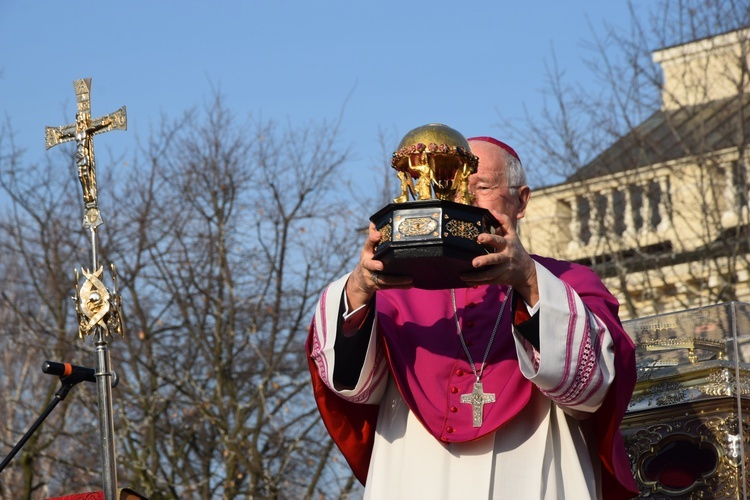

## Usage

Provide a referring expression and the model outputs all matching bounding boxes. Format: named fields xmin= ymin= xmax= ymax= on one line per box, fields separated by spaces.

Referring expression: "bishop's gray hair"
xmin=504 ymin=151 xmax=526 ymax=191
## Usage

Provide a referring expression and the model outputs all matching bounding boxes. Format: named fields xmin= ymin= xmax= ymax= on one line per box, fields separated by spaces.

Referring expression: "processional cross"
xmin=45 ymin=78 xmax=127 ymax=228
xmin=44 ymin=78 xmax=126 ymax=500
xmin=460 ymin=381 xmax=495 ymax=427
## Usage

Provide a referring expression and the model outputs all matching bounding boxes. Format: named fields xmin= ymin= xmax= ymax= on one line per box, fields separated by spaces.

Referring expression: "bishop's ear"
xmin=515 ymin=186 xmax=531 ymax=220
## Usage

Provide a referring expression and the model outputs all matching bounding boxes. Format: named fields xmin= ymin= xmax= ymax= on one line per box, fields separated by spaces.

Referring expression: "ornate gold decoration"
xmin=394 ymin=171 xmax=414 ymax=203
xmin=701 ymin=368 xmax=750 ymax=397
xmin=45 ymin=78 xmax=127 ymax=229
xmin=390 ymin=124 xmax=478 ymax=204
xmin=445 ymin=219 xmax=480 ymax=240
xmin=637 ymin=338 xmax=727 ymax=365
xmin=398 ymin=216 xmax=439 ymax=237
xmin=74 ymin=264 xmax=124 ymax=340
xmin=623 ymin=407 xmax=750 ymax=498
xmin=629 ymin=380 xmax=688 ymax=408
xmin=378 ymin=222 xmax=392 ymax=244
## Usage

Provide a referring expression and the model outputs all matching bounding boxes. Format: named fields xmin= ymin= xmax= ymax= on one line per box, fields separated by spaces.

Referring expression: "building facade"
xmin=520 ymin=28 xmax=750 ymax=320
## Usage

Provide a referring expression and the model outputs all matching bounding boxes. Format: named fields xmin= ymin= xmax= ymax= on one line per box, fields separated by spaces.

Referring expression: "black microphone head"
xmin=42 ymin=361 xmax=66 ymax=376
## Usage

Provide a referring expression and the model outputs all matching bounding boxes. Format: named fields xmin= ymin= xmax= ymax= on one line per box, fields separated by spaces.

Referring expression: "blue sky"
xmin=0 ymin=1 xmax=645 ymax=190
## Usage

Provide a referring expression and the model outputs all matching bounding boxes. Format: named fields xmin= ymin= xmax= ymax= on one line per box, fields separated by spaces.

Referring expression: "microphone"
xmin=42 ymin=361 xmax=119 ymax=388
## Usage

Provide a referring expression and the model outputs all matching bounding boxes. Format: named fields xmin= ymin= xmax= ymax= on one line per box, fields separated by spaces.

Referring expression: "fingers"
xmin=362 ymin=224 xmax=410 ymax=287
xmin=367 ymin=269 xmax=412 ymax=290
xmin=347 ymin=260 xmax=411 ymax=310
xmin=347 ymin=225 xmax=412 ymax=309
xmin=359 ymin=224 xmax=381 ymax=265
xmin=472 ymin=213 xmax=519 ymax=264
xmin=369 ymin=226 xmax=412 ymax=287
xmin=461 ymin=252 xmax=513 ymax=286
xmin=476 ymin=232 xmax=507 ymax=253
xmin=346 ymin=262 xmax=379 ymax=310
xmin=487 ymin=211 xmax=513 ymax=237
xmin=462 ymin=213 xmax=524 ymax=280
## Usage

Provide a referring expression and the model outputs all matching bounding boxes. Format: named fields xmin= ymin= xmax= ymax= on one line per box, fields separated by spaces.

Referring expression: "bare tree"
xmin=507 ymin=0 xmax=750 ymax=319
xmin=0 ymin=93 xmax=366 ymax=498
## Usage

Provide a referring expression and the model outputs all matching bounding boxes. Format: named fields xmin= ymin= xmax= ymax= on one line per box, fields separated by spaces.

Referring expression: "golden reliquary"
xmin=621 ymin=302 xmax=750 ymax=499
xmin=370 ymin=123 xmax=499 ymax=289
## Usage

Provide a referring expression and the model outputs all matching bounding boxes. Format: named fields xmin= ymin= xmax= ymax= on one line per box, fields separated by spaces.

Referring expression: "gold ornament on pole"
xmin=45 ymin=78 xmax=126 ymax=500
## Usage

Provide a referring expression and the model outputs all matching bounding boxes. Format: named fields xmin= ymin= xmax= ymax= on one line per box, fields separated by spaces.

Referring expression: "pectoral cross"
xmin=460 ymin=381 xmax=495 ymax=427
xmin=45 ymin=78 xmax=127 ymax=229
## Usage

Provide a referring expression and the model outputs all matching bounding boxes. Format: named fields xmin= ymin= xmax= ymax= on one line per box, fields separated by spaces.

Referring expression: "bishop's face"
xmin=466 ymin=140 xmax=529 ymax=229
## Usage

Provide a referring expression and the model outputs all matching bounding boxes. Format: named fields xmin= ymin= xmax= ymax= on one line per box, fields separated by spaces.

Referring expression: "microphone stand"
xmin=0 ymin=374 xmax=89 ymax=473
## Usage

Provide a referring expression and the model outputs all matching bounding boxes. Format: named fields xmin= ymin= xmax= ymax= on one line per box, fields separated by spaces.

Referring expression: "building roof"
xmin=567 ymin=93 xmax=750 ymax=183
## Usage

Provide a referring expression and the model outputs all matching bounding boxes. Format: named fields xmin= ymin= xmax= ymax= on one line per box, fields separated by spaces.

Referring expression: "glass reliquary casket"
xmin=621 ymin=301 xmax=750 ymax=498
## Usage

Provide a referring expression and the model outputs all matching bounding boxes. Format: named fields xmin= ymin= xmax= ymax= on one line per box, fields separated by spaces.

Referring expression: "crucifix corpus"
xmin=45 ymin=78 xmax=127 ymax=500
xmin=46 ymin=77 xmax=127 ymax=229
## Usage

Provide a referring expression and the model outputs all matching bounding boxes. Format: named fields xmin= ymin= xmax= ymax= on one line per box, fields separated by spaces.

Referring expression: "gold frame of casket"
xmin=621 ymin=302 xmax=750 ymax=498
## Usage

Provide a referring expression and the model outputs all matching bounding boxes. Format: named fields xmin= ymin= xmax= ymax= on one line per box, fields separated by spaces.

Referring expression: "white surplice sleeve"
xmin=512 ymin=262 xmax=616 ymax=414
xmin=308 ymin=273 xmax=389 ymax=404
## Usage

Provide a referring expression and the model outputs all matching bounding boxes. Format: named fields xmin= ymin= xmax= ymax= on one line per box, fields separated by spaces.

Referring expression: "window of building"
xmin=595 ymin=192 xmax=608 ymax=237
xmin=648 ymin=180 xmax=662 ymax=229
xmin=630 ymin=185 xmax=644 ymax=232
xmin=577 ymin=196 xmax=591 ymax=245
xmin=613 ymin=189 xmax=627 ymax=236
xmin=732 ymin=160 xmax=748 ymax=208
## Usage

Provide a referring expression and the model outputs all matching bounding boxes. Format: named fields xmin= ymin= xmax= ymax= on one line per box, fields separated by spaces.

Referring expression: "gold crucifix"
xmin=45 ymin=78 xmax=127 ymax=229
xmin=460 ymin=381 xmax=495 ymax=427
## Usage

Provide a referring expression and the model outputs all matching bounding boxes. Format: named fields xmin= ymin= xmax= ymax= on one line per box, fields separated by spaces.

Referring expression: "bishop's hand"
xmin=345 ymin=222 xmax=413 ymax=310
xmin=460 ymin=212 xmax=539 ymax=306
